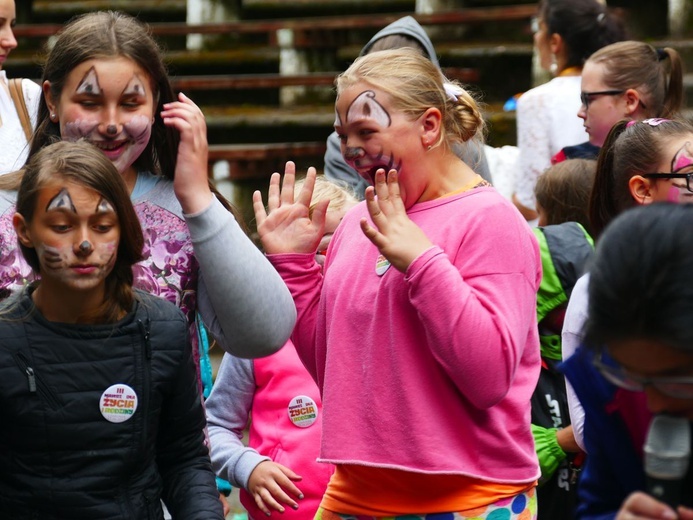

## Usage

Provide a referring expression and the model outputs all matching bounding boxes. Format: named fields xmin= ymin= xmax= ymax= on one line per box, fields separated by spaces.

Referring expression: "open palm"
xmin=253 ymin=162 xmax=329 ymax=255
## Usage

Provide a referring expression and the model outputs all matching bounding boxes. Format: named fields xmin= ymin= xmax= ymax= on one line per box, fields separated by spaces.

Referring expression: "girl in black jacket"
xmin=0 ymin=140 xmax=224 ymax=519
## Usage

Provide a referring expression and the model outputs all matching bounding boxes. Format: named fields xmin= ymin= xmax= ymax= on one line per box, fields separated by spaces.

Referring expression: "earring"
xmin=427 ymin=145 xmax=432 ymax=151
xmin=550 ymin=54 xmax=558 ymax=76
xmin=50 ymin=113 xmax=56 ymax=121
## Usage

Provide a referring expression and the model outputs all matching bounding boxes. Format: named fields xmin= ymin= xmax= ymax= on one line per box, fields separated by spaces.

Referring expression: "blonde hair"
xmin=335 ymin=48 xmax=485 ymax=151
xmin=295 ymin=176 xmax=358 ymax=218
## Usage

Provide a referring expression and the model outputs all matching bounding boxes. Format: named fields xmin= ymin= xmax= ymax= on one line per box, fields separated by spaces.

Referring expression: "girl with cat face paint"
xmin=0 ymin=140 xmax=224 ymax=519
xmin=0 ymin=11 xmax=296 ymax=367
xmin=254 ymin=49 xmax=542 ymax=518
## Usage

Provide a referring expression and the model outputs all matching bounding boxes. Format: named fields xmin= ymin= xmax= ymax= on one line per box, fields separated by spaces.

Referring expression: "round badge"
xmin=99 ymin=384 xmax=138 ymax=423
xmin=287 ymin=395 xmax=318 ymax=428
xmin=375 ymin=254 xmax=391 ymax=276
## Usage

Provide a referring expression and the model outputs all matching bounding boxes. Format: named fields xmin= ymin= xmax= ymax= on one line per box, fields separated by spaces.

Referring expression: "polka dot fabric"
xmin=315 ymin=488 xmax=537 ymax=520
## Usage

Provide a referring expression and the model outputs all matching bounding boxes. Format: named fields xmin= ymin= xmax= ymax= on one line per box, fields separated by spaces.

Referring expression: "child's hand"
xmin=253 ymin=161 xmax=329 ymax=255
xmin=247 ymin=460 xmax=304 ymax=516
xmin=616 ymin=491 xmax=693 ymax=519
xmin=161 ymin=92 xmax=213 ymax=214
xmin=360 ymin=168 xmax=434 ymax=272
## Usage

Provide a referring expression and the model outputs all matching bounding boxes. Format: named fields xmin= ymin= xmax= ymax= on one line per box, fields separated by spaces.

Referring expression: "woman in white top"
xmin=0 ymin=0 xmax=40 ymax=174
xmin=512 ymin=0 xmax=624 ymax=222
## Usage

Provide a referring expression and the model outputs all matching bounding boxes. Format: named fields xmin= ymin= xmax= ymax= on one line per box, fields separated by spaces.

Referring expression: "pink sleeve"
xmin=405 ymin=218 xmax=541 ymax=409
xmin=267 ymin=253 xmax=325 ymax=388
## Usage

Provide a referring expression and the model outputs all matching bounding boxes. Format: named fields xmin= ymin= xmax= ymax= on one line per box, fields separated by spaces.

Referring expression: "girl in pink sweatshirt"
xmin=253 ymin=49 xmax=542 ymax=518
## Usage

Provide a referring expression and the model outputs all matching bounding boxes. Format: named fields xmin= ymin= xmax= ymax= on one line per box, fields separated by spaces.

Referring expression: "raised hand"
xmin=247 ymin=460 xmax=304 ymax=516
xmin=161 ymin=92 xmax=212 ymax=214
xmin=360 ymin=169 xmax=434 ymax=272
xmin=253 ymin=161 xmax=329 ymax=255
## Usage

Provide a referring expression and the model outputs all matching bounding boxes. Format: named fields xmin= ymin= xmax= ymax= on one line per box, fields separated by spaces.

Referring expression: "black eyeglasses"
xmin=592 ymin=350 xmax=693 ymax=399
xmin=580 ymin=90 xmax=625 ymax=109
xmin=642 ymin=172 xmax=693 ymax=193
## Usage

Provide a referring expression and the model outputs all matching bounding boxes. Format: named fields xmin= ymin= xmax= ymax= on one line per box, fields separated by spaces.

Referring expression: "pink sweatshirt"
xmin=269 ymin=187 xmax=542 ymax=483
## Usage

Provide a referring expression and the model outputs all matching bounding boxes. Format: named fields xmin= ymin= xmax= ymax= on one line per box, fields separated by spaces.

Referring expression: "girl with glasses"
xmin=553 ymin=41 xmax=683 ymax=164
xmin=563 ymin=203 xmax=693 ymax=519
xmin=562 ymin=119 xmax=693 ymax=458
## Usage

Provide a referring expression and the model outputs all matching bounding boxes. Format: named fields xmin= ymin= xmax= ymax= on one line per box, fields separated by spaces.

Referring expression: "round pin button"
xmin=375 ymin=254 xmax=391 ymax=276
xmin=99 ymin=384 xmax=138 ymax=423
xmin=287 ymin=395 xmax=318 ymax=428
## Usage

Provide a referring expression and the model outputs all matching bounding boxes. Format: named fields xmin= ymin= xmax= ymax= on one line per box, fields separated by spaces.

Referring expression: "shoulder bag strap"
xmin=8 ymin=78 xmax=33 ymax=142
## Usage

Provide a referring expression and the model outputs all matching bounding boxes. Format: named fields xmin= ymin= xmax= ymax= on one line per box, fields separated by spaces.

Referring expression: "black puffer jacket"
xmin=0 ymin=289 xmax=224 ymax=520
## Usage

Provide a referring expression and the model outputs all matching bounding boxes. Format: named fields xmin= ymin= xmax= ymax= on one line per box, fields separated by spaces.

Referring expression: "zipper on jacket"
xmin=14 ymin=352 xmax=61 ymax=408
xmin=137 ymin=317 xmax=152 ymax=457
xmin=138 ymin=318 xmax=152 ymax=360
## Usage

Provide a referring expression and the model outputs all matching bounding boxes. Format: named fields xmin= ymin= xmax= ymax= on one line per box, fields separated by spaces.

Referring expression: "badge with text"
xmin=287 ymin=395 xmax=318 ymax=428
xmin=99 ymin=384 xmax=138 ymax=423
xmin=375 ymin=254 xmax=391 ymax=276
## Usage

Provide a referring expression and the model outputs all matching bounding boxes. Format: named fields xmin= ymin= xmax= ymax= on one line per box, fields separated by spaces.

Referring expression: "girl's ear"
xmin=549 ymin=32 xmax=563 ymax=56
xmin=13 ymin=213 xmax=34 ymax=248
xmin=420 ymin=107 xmax=442 ymax=149
xmin=623 ymin=88 xmax=643 ymax=117
xmin=43 ymin=81 xmax=57 ymax=122
xmin=628 ymin=175 xmax=655 ymax=205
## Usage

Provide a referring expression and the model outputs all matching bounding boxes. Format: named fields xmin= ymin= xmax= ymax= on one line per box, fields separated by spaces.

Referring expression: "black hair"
xmin=584 ymin=203 xmax=693 ymax=353
xmin=538 ymin=0 xmax=626 ymax=68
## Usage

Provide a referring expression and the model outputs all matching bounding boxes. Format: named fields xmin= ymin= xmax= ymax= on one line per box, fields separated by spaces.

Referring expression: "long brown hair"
xmin=17 ymin=140 xmax=144 ymax=323
xmin=8 ymin=11 xmax=242 ymax=222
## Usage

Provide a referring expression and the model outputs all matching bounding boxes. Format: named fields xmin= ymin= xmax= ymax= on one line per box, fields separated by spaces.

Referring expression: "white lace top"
xmin=0 ymin=72 xmax=41 ymax=174
xmin=515 ymin=75 xmax=588 ymax=210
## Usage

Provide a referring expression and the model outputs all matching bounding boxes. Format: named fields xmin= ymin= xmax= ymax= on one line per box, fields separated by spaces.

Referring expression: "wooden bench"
xmin=14 ymin=5 xmax=537 ymax=46
xmin=208 ymin=142 xmax=327 ymax=180
xmin=171 ymin=67 xmax=480 ymax=91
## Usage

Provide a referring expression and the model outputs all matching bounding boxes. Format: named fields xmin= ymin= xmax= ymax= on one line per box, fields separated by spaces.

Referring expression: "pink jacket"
xmin=270 ymin=187 xmax=542 ymax=483
xmin=206 ymin=342 xmax=333 ymax=520
xmin=244 ymin=344 xmax=333 ymax=518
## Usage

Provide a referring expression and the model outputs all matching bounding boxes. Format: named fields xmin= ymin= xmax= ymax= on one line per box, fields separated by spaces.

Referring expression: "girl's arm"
xmin=161 ymin=93 xmax=296 ymax=359
xmin=205 ymin=353 xmax=269 ymax=488
xmin=186 ymin=197 xmax=297 ymax=359
xmin=362 ymin=170 xmax=541 ymax=408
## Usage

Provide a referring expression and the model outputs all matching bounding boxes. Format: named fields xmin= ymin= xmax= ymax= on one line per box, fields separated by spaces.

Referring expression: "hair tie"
xmin=628 ymin=118 xmax=670 ymax=129
xmin=443 ymin=82 xmax=463 ymax=103
xmin=596 ymin=12 xmax=606 ymax=23
xmin=656 ymin=48 xmax=668 ymax=61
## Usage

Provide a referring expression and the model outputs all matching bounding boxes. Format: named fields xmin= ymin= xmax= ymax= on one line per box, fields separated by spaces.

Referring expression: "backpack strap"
xmin=8 ymin=78 xmax=33 ymax=143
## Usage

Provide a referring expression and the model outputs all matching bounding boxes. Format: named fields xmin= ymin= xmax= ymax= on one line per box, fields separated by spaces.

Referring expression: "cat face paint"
xmin=334 ymin=88 xmax=402 ymax=185
xmin=649 ymin=138 xmax=693 ymax=204
xmin=28 ymin=181 xmax=120 ymax=294
xmin=54 ymin=57 xmax=155 ymax=177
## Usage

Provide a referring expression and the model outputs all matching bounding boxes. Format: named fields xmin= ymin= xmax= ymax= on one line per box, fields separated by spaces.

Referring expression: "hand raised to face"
xmin=360 ymin=168 xmax=434 ymax=273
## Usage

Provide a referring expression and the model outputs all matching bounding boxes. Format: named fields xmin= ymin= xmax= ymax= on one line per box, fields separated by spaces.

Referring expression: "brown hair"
xmin=336 ymin=48 xmax=485 ymax=151
xmin=535 ymin=159 xmax=596 ymax=233
xmin=16 ymin=140 xmax=144 ymax=323
xmin=587 ymin=41 xmax=684 ymax=119
xmin=7 ymin=11 xmax=242 ymax=222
